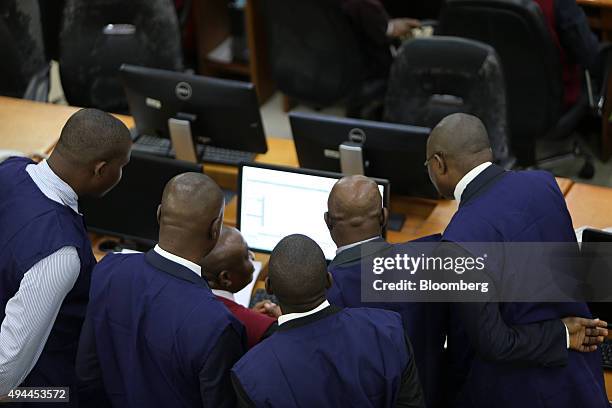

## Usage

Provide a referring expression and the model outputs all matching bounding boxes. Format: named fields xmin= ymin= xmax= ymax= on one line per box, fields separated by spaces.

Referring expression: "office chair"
xmin=384 ymin=36 xmax=512 ymax=165
xmin=0 ymin=0 xmax=50 ymax=101
xmin=59 ymin=0 xmax=183 ymax=113
xmin=438 ymin=0 xmax=594 ymax=176
xmin=260 ymin=0 xmax=386 ymax=118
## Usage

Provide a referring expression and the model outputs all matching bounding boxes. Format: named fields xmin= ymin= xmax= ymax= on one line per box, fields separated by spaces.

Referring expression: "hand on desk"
xmin=562 ymin=317 xmax=608 ymax=352
xmin=253 ymin=300 xmax=282 ymax=319
xmin=388 ymin=18 xmax=421 ymax=38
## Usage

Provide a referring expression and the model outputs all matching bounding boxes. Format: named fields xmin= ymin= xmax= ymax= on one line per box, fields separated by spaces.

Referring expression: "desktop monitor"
xmin=80 ymin=152 xmax=204 ymax=248
xmin=237 ymin=163 xmax=389 ymax=260
xmin=583 ymin=228 xmax=612 ymax=325
xmin=119 ymin=64 xmax=268 ymax=154
xmin=290 ymin=111 xmax=437 ymax=198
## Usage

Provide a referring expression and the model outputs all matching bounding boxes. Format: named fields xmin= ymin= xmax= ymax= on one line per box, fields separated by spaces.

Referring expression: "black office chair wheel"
xmin=579 ymin=159 xmax=595 ymax=179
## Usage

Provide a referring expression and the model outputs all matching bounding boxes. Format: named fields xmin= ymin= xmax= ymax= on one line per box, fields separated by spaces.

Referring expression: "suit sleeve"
xmin=231 ymin=371 xmax=256 ymax=408
xmin=199 ymin=325 xmax=246 ymax=408
xmin=438 ymin=243 xmax=568 ymax=367
xmin=75 ymin=312 xmax=112 ymax=407
xmin=395 ymin=336 xmax=426 ymax=408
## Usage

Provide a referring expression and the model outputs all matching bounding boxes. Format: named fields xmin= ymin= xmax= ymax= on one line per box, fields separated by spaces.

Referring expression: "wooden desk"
xmin=0 ymin=96 xmax=133 ymax=155
xmin=565 ymin=182 xmax=612 ymax=228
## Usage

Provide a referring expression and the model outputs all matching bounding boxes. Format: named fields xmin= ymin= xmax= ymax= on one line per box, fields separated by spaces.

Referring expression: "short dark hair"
xmin=268 ymin=234 xmax=328 ymax=303
xmin=55 ymin=108 xmax=131 ymax=163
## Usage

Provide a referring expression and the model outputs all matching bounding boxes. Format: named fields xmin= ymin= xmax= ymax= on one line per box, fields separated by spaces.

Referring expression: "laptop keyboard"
xmin=132 ymin=135 xmax=255 ymax=166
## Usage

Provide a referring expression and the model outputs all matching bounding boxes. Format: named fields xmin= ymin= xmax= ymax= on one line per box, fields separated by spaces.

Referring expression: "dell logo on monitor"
xmin=348 ymin=128 xmax=366 ymax=144
xmin=175 ymin=82 xmax=192 ymax=100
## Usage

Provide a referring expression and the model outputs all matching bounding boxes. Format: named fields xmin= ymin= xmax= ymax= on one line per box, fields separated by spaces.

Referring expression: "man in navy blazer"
xmin=325 ymin=175 xmax=447 ymax=408
xmin=76 ymin=173 xmax=246 ymax=408
xmin=425 ymin=113 xmax=609 ymax=407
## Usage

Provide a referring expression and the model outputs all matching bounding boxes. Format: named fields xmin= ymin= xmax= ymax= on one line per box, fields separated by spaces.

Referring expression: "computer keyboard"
xmin=602 ymin=339 xmax=612 ymax=369
xmin=132 ymin=135 xmax=255 ymax=166
xmin=201 ymin=145 xmax=255 ymax=165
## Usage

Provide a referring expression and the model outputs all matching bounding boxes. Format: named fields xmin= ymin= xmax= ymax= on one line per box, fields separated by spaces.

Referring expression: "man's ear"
xmin=218 ymin=270 xmax=232 ymax=289
xmin=210 ymin=216 xmax=223 ymax=242
xmin=380 ymin=207 xmax=389 ymax=229
xmin=326 ymin=272 xmax=333 ymax=290
xmin=156 ymin=204 xmax=162 ymax=225
xmin=265 ymin=276 xmax=274 ymax=295
xmin=324 ymin=212 xmax=333 ymax=231
xmin=434 ymin=153 xmax=447 ymax=174
xmin=94 ymin=161 xmax=107 ymax=177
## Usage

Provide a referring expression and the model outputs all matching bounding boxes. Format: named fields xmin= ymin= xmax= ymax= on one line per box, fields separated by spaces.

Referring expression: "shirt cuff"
xmin=386 ymin=22 xmax=394 ymax=37
xmin=563 ymin=322 xmax=570 ymax=349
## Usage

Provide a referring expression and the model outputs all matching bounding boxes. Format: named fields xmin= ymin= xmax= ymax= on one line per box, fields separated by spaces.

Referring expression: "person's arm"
xmin=0 ymin=247 xmax=80 ymax=395
xmin=75 ymin=312 xmax=111 ymax=407
xmin=555 ymin=0 xmax=600 ymax=69
xmin=439 ymin=243 xmax=605 ymax=367
xmin=394 ymin=336 xmax=426 ymax=408
xmin=231 ymin=371 xmax=256 ymax=408
xmin=341 ymin=0 xmax=390 ymax=46
xmin=199 ymin=326 xmax=246 ymax=408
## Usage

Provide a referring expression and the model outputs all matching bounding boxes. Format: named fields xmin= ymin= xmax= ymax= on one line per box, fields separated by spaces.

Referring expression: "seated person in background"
xmin=535 ymin=0 xmax=600 ymax=107
xmin=232 ymin=234 xmax=425 ymax=408
xmin=77 ymin=173 xmax=245 ymax=408
xmin=203 ymin=226 xmax=277 ymax=349
xmin=340 ymin=0 xmax=421 ymax=79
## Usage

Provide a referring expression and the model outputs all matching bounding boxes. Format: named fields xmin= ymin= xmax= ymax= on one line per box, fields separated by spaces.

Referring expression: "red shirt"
xmin=215 ymin=295 xmax=276 ymax=349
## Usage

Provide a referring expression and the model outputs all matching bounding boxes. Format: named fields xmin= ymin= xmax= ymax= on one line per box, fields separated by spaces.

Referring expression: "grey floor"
xmin=49 ymin=62 xmax=612 ymax=187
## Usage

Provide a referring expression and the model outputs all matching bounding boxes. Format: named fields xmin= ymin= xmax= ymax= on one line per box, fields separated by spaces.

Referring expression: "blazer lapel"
xmin=145 ymin=249 xmax=209 ymax=289
xmin=460 ymin=164 xmax=508 ymax=208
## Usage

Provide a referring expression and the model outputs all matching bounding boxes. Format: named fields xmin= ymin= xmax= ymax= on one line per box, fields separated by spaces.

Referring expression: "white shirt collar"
xmin=336 ymin=236 xmax=381 ymax=255
xmin=453 ymin=162 xmax=493 ymax=203
xmin=212 ymin=289 xmax=235 ymax=302
xmin=26 ymin=160 xmax=80 ymax=214
xmin=277 ymin=300 xmax=331 ymax=326
xmin=153 ymin=245 xmax=202 ymax=277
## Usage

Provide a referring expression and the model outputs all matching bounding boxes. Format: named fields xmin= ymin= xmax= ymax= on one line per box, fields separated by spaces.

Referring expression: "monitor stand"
xmin=168 ymin=118 xmax=199 ymax=164
xmin=338 ymin=142 xmax=404 ymax=232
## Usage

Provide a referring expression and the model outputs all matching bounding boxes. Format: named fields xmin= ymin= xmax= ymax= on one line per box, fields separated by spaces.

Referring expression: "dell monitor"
xmin=290 ymin=111 xmax=437 ymax=198
xmin=237 ymin=163 xmax=389 ymax=261
xmin=80 ymin=152 xmax=204 ymax=248
xmin=120 ymin=64 xmax=268 ymax=155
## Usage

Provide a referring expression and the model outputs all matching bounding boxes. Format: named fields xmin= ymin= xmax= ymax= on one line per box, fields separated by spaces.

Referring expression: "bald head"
xmin=158 ymin=173 xmax=225 ymax=263
xmin=267 ymin=235 xmax=330 ymax=310
xmin=55 ymin=108 xmax=131 ymax=164
xmin=428 ymin=113 xmax=492 ymax=169
xmin=325 ymin=176 xmax=387 ymax=248
xmin=425 ymin=113 xmax=493 ymax=199
xmin=203 ymin=227 xmax=255 ymax=293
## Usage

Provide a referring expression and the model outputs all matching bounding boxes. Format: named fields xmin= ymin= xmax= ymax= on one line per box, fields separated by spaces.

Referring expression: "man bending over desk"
xmin=203 ymin=227 xmax=277 ymax=349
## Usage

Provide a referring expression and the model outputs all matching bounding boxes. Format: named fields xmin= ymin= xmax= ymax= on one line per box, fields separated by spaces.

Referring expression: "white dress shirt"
xmin=336 ymin=236 xmax=381 ymax=255
xmin=277 ymin=300 xmax=331 ymax=326
xmin=452 ymin=161 xmax=570 ymax=348
xmin=0 ymin=160 xmax=81 ymax=395
xmin=153 ymin=245 xmax=202 ymax=277
xmin=453 ymin=162 xmax=493 ymax=203
xmin=212 ymin=289 xmax=235 ymax=302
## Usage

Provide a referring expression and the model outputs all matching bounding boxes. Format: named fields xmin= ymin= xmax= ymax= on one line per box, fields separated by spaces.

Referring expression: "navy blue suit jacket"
xmin=76 ymin=250 xmax=246 ymax=408
xmin=443 ymin=164 xmax=608 ymax=408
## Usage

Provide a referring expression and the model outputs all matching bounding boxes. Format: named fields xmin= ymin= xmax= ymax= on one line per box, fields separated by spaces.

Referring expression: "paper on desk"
xmin=575 ymin=225 xmax=612 ymax=243
xmin=235 ymin=261 xmax=263 ymax=308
